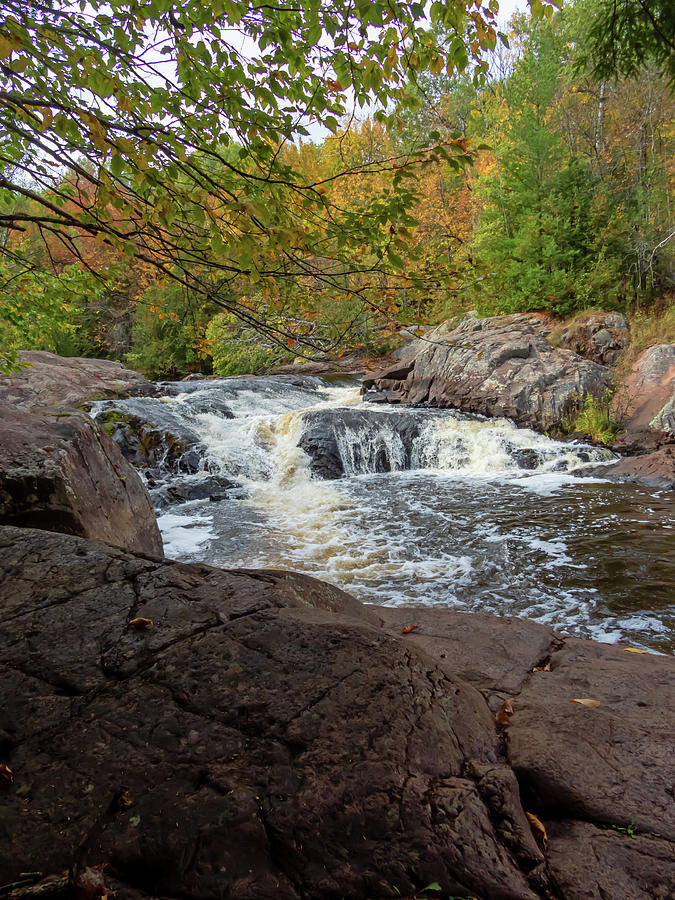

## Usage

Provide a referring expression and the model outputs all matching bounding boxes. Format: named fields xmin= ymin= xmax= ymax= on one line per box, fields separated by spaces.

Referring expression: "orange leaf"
xmin=495 ymin=698 xmax=514 ymax=726
xmin=128 ymin=617 xmax=153 ymax=630
xmin=525 ymin=812 xmax=548 ymax=850
xmin=400 ymin=624 xmax=420 ymax=634
xmin=0 ymin=764 xmax=13 ymax=783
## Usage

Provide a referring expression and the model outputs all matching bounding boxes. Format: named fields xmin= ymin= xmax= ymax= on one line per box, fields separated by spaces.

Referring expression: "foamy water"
xmin=93 ymin=377 xmax=675 ymax=653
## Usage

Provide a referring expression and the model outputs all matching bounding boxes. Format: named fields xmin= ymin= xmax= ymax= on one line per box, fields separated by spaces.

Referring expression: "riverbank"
xmin=0 ymin=346 xmax=673 ymax=899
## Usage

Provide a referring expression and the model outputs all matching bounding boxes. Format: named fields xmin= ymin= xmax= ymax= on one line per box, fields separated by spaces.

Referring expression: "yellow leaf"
xmin=570 ymin=698 xmax=601 ymax=708
xmin=0 ymin=34 xmax=13 ymax=60
xmin=624 ymin=648 xmax=649 ymax=654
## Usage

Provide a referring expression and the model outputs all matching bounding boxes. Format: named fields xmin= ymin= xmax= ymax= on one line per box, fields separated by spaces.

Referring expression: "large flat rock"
xmin=508 ymin=638 xmax=675 ymax=840
xmin=1 ymin=528 xmax=673 ymax=899
xmin=0 ymin=350 xmax=154 ymax=411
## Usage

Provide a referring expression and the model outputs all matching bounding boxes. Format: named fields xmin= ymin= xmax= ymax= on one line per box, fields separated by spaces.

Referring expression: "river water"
xmin=93 ymin=375 xmax=675 ymax=653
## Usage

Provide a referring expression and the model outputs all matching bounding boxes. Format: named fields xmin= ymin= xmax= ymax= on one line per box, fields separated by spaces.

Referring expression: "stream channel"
xmin=93 ymin=375 xmax=675 ymax=653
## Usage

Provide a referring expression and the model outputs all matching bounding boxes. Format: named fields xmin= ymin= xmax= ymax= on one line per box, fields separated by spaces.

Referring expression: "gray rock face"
xmin=363 ymin=313 xmax=613 ymax=431
xmin=0 ymin=350 xmax=154 ymax=410
xmin=0 ymin=406 xmax=163 ymax=555
xmin=556 ymin=312 xmax=630 ymax=366
xmin=1 ymin=528 xmax=673 ymax=900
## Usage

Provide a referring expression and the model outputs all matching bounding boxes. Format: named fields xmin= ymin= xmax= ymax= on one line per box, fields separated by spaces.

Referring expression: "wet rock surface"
xmin=297 ymin=408 xmax=444 ymax=479
xmin=363 ymin=313 xmax=613 ymax=432
xmin=1 ymin=528 xmax=673 ymax=900
xmin=0 ymin=406 xmax=163 ymax=555
xmin=0 ymin=351 xmax=155 ymax=410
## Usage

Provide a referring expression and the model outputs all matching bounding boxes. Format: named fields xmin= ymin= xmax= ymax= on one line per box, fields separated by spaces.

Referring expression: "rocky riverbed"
xmin=0 ymin=337 xmax=673 ymax=900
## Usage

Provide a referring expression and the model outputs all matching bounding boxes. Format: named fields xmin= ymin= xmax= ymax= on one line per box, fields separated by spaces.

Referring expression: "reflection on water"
xmin=96 ymin=376 xmax=674 ymax=653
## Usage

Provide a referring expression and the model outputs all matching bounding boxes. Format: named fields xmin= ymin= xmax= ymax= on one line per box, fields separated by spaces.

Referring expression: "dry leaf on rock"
xmin=495 ymin=698 xmax=514 ymax=726
xmin=570 ymin=698 xmax=601 ymax=708
xmin=525 ymin=812 xmax=549 ymax=850
xmin=0 ymin=764 xmax=13 ymax=782
xmin=624 ymin=647 xmax=649 ymax=654
xmin=400 ymin=625 xmax=420 ymax=634
xmin=533 ymin=662 xmax=551 ymax=672
xmin=128 ymin=617 xmax=153 ymax=630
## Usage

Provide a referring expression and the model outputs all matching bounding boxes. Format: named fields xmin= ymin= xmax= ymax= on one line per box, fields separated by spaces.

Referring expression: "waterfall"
xmin=89 ymin=375 xmax=674 ymax=653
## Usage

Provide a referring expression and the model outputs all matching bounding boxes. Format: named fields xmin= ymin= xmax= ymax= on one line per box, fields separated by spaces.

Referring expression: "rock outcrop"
xmin=0 ymin=351 xmax=155 ymax=410
xmin=363 ymin=313 xmax=613 ymax=431
xmin=614 ymin=343 xmax=675 ymax=437
xmin=555 ymin=312 xmax=630 ymax=367
xmin=0 ymin=406 xmax=163 ymax=555
xmin=1 ymin=527 xmax=673 ymax=900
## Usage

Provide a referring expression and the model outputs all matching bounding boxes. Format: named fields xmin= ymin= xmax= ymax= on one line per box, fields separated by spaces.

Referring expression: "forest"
xmin=0 ymin=0 xmax=673 ymax=378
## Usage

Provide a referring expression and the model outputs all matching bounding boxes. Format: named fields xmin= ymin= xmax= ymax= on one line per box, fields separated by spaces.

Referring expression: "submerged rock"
xmin=363 ymin=313 xmax=613 ymax=432
xmin=0 ymin=405 xmax=163 ymax=555
xmin=1 ymin=527 xmax=673 ymax=900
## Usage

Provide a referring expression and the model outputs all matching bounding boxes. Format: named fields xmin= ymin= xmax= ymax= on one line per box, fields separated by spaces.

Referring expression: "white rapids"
xmin=93 ymin=375 xmax=675 ymax=653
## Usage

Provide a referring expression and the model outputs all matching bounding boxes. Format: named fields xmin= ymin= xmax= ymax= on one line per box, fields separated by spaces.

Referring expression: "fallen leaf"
xmin=570 ymin=698 xmax=601 ymax=708
xmin=74 ymin=865 xmax=108 ymax=900
xmin=495 ymin=698 xmax=514 ymax=726
xmin=400 ymin=625 xmax=420 ymax=634
xmin=533 ymin=662 xmax=551 ymax=672
xmin=0 ymin=764 xmax=13 ymax=782
xmin=624 ymin=647 xmax=649 ymax=654
xmin=526 ymin=812 xmax=548 ymax=850
xmin=128 ymin=617 xmax=153 ymax=630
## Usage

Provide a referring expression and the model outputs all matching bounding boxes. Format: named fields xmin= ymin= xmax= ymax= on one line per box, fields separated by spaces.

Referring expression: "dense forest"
xmin=1 ymin=0 xmax=673 ymax=378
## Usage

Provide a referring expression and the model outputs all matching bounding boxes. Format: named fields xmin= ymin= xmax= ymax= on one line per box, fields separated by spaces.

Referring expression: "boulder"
xmin=0 ymin=350 xmax=154 ymax=410
xmin=556 ymin=312 xmax=630 ymax=366
xmin=94 ymin=406 xmax=205 ymax=476
xmin=363 ymin=313 xmax=613 ymax=432
xmin=297 ymin=408 xmax=445 ymax=479
xmin=0 ymin=526 xmax=544 ymax=900
xmin=614 ymin=344 xmax=675 ymax=438
xmin=0 ymin=405 xmax=163 ymax=555
xmin=1 ymin=529 xmax=673 ymax=899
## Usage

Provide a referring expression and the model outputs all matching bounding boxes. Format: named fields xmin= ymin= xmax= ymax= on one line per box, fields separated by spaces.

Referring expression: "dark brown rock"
xmin=546 ymin=820 xmax=675 ymax=900
xmin=592 ymin=444 xmax=675 ymax=490
xmin=0 ymin=350 xmax=154 ymax=411
xmin=363 ymin=313 xmax=613 ymax=431
xmin=2 ymin=528 xmax=673 ymax=899
xmin=508 ymin=638 xmax=675 ymax=840
xmin=0 ymin=405 xmax=163 ymax=555
xmin=0 ymin=527 xmax=542 ymax=900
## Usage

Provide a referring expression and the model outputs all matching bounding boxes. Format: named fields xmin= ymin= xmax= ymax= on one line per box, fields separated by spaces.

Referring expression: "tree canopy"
xmin=0 ymin=0 xmax=513 ymax=351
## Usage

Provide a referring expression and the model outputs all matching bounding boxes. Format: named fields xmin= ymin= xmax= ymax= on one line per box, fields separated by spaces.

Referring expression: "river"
xmin=92 ymin=375 xmax=675 ymax=653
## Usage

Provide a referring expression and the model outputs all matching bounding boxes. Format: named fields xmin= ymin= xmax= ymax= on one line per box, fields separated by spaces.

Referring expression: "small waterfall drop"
xmin=90 ymin=376 xmax=674 ymax=653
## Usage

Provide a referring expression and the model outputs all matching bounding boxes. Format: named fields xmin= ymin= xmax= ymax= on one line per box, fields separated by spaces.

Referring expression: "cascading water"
xmin=91 ymin=375 xmax=675 ymax=653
